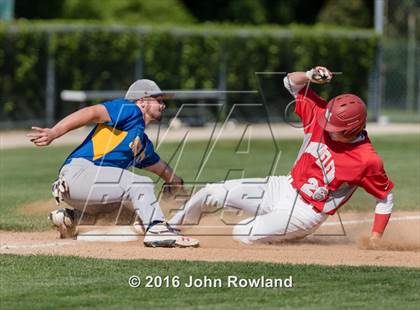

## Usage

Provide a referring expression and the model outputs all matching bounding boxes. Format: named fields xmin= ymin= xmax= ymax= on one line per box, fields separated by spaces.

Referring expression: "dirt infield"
xmin=1 ymin=201 xmax=419 ymax=267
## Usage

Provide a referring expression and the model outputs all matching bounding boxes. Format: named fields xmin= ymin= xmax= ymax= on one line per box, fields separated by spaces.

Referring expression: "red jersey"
xmin=290 ymin=87 xmax=394 ymax=215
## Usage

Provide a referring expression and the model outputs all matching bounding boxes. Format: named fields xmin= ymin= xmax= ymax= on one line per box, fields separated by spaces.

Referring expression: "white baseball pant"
xmin=169 ymin=176 xmax=327 ymax=244
xmin=58 ymin=158 xmax=165 ymax=230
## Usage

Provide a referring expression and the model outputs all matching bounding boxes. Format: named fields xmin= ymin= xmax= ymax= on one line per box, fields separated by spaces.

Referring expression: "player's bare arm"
xmin=145 ymin=159 xmax=183 ymax=185
xmin=26 ymin=105 xmax=111 ymax=147
xmin=145 ymin=159 xmax=185 ymax=198
xmin=286 ymin=71 xmax=309 ymax=85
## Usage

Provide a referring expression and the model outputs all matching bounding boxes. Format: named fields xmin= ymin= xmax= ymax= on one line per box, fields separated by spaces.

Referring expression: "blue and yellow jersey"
xmin=63 ymin=99 xmax=160 ymax=169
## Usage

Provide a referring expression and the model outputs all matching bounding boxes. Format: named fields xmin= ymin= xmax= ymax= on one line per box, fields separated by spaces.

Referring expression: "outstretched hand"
xmin=26 ymin=126 xmax=58 ymax=146
xmin=367 ymin=232 xmax=383 ymax=249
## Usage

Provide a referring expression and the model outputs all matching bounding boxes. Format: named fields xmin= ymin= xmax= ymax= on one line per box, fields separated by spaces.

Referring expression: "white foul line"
xmin=167 ymin=215 xmax=420 ymax=229
xmin=171 ymin=215 xmax=420 ymax=229
xmin=321 ymin=215 xmax=420 ymax=227
xmin=0 ymin=242 xmax=75 ymax=250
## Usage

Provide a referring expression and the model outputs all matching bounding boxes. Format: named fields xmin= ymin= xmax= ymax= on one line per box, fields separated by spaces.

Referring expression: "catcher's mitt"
xmin=305 ymin=66 xmax=333 ymax=84
xmin=161 ymin=179 xmax=188 ymax=200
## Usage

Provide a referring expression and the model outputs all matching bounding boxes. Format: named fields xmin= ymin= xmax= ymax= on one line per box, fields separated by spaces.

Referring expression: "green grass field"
xmin=1 ymin=255 xmax=419 ymax=310
xmin=0 ymin=135 xmax=419 ymax=231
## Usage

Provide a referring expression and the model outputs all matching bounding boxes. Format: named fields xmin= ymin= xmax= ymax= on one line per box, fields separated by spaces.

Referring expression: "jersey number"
xmin=301 ymin=178 xmax=318 ymax=196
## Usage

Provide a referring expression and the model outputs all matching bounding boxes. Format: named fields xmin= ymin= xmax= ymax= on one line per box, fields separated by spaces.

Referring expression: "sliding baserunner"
xmin=169 ymin=66 xmax=394 ymax=245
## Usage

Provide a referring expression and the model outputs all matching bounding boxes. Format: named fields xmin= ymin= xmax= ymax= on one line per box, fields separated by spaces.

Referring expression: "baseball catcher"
xmin=27 ymin=79 xmax=199 ymax=248
xmin=169 ymin=66 xmax=394 ymax=246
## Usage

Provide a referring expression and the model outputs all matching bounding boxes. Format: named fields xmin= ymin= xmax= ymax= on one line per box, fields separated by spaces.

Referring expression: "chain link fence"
xmin=380 ymin=0 xmax=419 ymax=122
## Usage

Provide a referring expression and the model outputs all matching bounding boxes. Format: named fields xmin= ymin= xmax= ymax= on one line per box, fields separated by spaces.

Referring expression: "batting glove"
xmin=305 ymin=66 xmax=333 ymax=84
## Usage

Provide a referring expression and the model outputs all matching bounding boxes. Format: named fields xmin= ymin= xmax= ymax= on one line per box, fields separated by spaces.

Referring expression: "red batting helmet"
xmin=317 ymin=94 xmax=367 ymax=136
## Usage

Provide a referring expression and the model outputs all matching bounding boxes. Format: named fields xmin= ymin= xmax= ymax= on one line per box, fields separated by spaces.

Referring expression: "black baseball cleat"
xmin=143 ymin=222 xmax=199 ymax=248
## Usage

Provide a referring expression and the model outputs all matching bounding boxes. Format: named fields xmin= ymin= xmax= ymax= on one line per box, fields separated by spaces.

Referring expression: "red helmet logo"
xmin=317 ymin=94 xmax=367 ymax=136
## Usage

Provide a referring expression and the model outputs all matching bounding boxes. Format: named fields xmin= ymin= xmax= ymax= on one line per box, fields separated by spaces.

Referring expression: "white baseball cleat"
xmin=48 ymin=208 xmax=78 ymax=239
xmin=143 ymin=222 xmax=199 ymax=248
